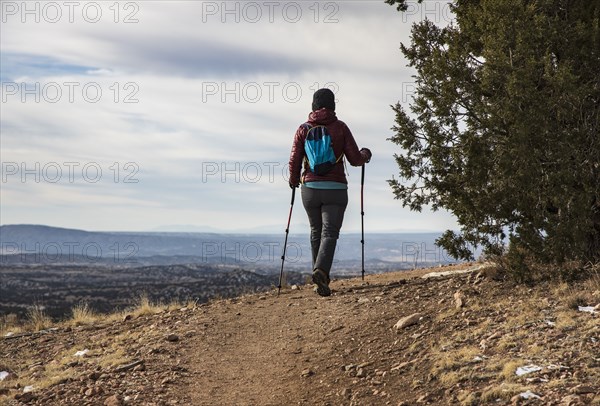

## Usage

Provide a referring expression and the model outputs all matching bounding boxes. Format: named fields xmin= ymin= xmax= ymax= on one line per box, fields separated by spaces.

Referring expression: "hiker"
xmin=288 ymin=88 xmax=372 ymax=296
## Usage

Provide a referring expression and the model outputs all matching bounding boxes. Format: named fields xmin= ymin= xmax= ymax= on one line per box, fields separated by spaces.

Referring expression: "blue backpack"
xmin=302 ymin=123 xmax=343 ymax=176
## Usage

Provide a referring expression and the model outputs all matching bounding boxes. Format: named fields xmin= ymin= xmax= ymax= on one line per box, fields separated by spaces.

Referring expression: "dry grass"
xmin=526 ymin=342 xmax=545 ymax=356
xmin=35 ymin=362 xmax=76 ymax=391
xmin=481 ymin=383 xmax=529 ymax=401
xmin=430 ymin=346 xmax=484 ymax=386
xmin=553 ymin=304 xmax=582 ymax=331
xmin=26 ymin=304 xmax=52 ymax=332
xmin=0 ymin=298 xmax=194 ymax=380
xmin=432 ymin=346 xmax=481 ymax=373
xmin=5 ymin=295 xmax=196 ymax=330
xmin=496 ymin=335 xmax=520 ymax=352
xmin=433 ymin=306 xmax=460 ymax=322
xmin=130 ymin=293 xmax=165 ymax=317
xmin=499 ymin=360 xmax=523 ymax=381
xmin=584 ymin=262 xmax=600 ymax=291
xmin=0 ymin=297 xmax=204 ymax=405
xmin=458 ymin=391 xmax=481 ymax=406
xmin=0 ymin=313 xmax=23 ymax=337
xmin=69 ymin=302 xmax=98 ymax=326
xmin=555 ymin=278 xmax=598 ymax=309
xmin=97 ymin=346 xmax=131 ymax=369
xmin=440 ymin=371 xmax=470 ymax=386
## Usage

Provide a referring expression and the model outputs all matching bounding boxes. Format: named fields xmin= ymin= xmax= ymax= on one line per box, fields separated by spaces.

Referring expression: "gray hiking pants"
xmin=301 ymin=186 xmax=348 ymax=277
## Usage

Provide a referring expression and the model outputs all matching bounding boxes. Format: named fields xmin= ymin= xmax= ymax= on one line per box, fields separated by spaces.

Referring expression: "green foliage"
xmin=384 ymin=0 xmax=423 ymax=12
xmin=387 ymin=0 xmax=600 ymax=267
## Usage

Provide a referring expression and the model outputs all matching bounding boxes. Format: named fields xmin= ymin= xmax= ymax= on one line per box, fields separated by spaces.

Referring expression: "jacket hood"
xmin=308 ymin=108 xmax=337 ymax=126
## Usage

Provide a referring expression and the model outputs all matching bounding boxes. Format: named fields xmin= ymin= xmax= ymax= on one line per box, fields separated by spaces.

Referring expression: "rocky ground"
xmin=1 ymin=263 xmax=598 ymax=405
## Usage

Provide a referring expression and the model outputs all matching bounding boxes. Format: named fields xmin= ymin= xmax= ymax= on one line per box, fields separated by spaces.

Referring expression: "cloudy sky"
xmin=1 ymin=0 xmax=457 ymax=233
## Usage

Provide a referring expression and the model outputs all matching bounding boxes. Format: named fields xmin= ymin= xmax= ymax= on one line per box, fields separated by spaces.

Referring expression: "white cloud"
xmin=0 ymin=1 xmax=458 ymax=233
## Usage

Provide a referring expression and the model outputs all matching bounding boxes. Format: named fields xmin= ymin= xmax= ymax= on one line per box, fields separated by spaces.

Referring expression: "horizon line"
xmin=0 ymin=223 xmax=447 ymax=235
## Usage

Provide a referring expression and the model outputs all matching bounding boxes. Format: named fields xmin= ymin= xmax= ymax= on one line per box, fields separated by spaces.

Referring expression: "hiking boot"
xmin=312 ymin=268 xmax=331 ymax=297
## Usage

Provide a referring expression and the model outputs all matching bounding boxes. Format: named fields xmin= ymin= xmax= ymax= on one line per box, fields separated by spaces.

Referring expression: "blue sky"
xmin=0 ymin=0 xmax=457 ymax=233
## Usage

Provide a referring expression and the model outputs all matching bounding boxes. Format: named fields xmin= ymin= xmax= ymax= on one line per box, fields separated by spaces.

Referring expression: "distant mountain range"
xmin=0 ymin=224 xmax=460 ymax=271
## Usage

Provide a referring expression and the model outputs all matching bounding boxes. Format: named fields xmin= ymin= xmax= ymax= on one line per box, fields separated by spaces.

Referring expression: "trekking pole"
xmin=361 ymin=164 xmax=365 ymax=281
xmin=278 ymin=187 xmax=296 ymax=295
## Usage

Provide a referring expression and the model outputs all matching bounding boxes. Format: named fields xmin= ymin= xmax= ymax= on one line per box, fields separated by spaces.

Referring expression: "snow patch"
xmin=519 ymin=390 xmax=541 ymax=400
xmin=578 ymin=306 xmax=597 ymax=314
xmin=516 ymin=365 xmax=542 ymax=376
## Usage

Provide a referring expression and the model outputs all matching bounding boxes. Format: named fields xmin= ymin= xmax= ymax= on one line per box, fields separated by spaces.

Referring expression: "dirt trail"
xmin=188 ymin=283 xmax=359 ymax=405
xmin=186 ymin=266 xmax=481 ymax=405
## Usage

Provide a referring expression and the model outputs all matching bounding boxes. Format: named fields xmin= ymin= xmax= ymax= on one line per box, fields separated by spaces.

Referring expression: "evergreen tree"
xmin=386 ymin=0 xmax=600 ymax=267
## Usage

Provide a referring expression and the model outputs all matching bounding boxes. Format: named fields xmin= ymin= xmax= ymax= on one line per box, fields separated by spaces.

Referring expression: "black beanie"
xmin=312 ymin=88 xmax=335 ymax=111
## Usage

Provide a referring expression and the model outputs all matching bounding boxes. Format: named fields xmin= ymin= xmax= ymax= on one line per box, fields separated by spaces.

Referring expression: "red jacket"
xmin=288 ymin=108 xmax=369 ymax=185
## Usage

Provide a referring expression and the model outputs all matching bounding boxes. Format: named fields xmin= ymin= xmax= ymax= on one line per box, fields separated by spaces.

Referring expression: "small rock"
xmin=104 ymin=395 xmax=123 ymax=406
xmin=301 ymin=369 xmax=314 ymax=377
xmin=571 ymin=385 xmax=596 ymax=394
xmin=390 ymin=361 xmax=412 ymax=371
xmin=341 ymin=388 xmax=351 ymax=398
xmin=166 ymin=334 xmax=179 ymax=342
xmin=356 ymin=368 xmax=366 ymax=378
xmin=454 ymin=291 xmax=464 ymax=309
xmin=510 ymin=394 xmax=522 ymax=405
xmin=291 ymin=285 xmax=299 ymax=290
xmin=393 ymin=313 xmax=423 ymax=330
xmin=14 ymin=392 xmax=36 ymax=402
xmin=133 ymin=363 xmax=146 ymax=372
xmin=560 ymin=395 xmax=581 ymax=406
